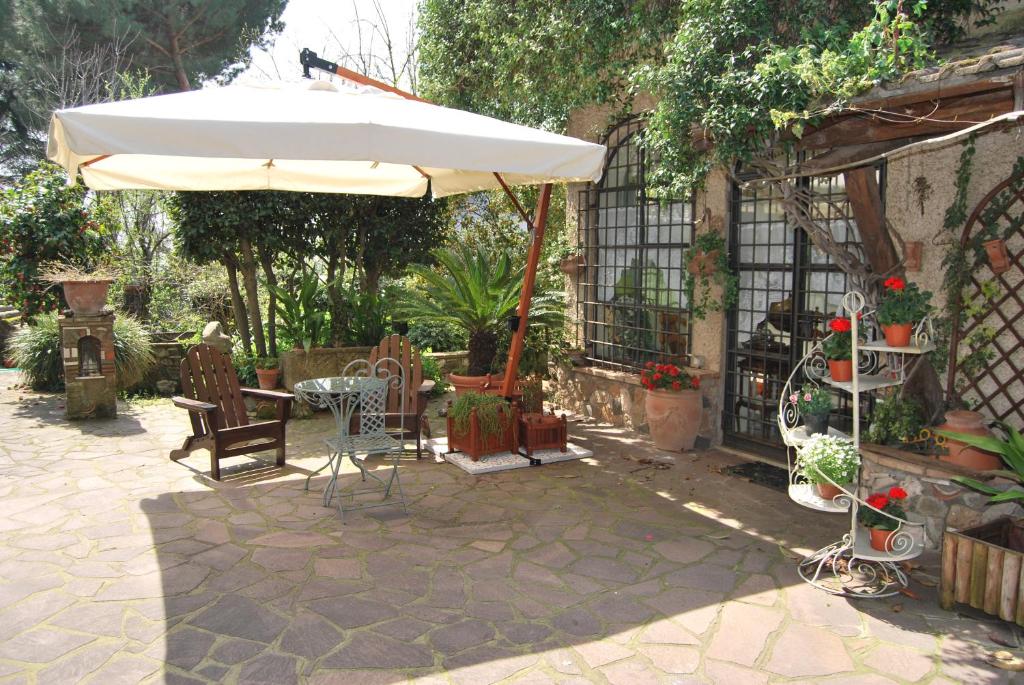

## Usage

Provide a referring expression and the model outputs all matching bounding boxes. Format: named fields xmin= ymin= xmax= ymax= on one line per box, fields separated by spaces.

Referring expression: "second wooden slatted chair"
xmin=368 ymin=335 xmax=435 ymax=458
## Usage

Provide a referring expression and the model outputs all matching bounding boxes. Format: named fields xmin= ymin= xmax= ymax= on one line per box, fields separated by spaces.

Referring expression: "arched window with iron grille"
xmin=575 ymin=118 xmax=695 ymax=370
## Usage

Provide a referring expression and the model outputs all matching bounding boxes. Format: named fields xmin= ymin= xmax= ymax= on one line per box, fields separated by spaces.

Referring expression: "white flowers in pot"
xmin=798 ymin=434 xmax=860 ymax=500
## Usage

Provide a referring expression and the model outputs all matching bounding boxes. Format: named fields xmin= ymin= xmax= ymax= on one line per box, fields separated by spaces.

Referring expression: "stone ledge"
xmin=861 ymin=443 xmax=996 ymax=481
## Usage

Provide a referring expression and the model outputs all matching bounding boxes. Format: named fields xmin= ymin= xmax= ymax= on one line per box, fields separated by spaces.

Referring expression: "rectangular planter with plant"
xmin=446 ymin=392 xmax=519 ymax=461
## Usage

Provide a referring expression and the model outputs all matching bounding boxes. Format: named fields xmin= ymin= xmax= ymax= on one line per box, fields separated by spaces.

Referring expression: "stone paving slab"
xmin=0 ymin=381 xmax=1019 ymax=683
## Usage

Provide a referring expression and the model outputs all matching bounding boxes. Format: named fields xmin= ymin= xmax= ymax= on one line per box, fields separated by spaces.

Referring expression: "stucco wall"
xmin=885 ymin=126 xmax=1024 ymax=311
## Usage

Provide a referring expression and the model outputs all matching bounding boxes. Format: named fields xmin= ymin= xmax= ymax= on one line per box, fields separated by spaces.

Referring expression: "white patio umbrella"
xmin=46 ymin=73 xmax=607 ymax=397
xmin=47 ymin=80 xmax=605 ymax=198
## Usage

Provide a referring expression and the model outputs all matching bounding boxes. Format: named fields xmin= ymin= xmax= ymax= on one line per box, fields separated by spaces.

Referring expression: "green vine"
xmin=449 ymin=392 xmax=510 ymax=440
xmin=939 ymin=136 xmax=1024 ymax=398
xmin=682 ymin=231 xmax=738 ymax=319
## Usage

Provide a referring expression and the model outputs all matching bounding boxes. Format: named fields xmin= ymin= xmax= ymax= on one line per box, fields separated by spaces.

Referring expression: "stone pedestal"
xmin=60 ymin=312 xmax=117 ymax=419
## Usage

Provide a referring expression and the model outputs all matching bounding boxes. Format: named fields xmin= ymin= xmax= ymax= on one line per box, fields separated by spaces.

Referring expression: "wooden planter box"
xmin=941 ymin=517 xmax=1024 ymax=626
xmin=519 ymin=411 xmax=568 ymax=456
xmin=446 ymin=403 xmax=519 ymax=461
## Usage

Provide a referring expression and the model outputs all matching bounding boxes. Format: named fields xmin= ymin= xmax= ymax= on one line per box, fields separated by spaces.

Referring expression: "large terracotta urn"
xmin=645 ymin=388 xmax=702 ymax=451
xmin=62 ymin=280 xmax=112 ymax=316
xmin=937 ymin=410 xmax=1000 ymax=471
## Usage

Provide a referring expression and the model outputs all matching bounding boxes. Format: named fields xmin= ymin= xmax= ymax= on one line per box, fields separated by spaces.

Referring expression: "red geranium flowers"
xmin=640 ymin=362 xmax=699 ymax=392
xmin=859 ymin=486 xmax=909 ymax=530
xmin=829 ymin=317 xmax=852 ymax=333
xmin=884 ymin=277 xmax=906 ymax=291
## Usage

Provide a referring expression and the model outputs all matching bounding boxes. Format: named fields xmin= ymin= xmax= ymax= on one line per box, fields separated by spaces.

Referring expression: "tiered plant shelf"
xmin=779 ymin=291 xmax=927 ymax=597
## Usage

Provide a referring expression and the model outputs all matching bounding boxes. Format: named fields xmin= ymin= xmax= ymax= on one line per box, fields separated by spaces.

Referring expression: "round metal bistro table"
xmin=293 ymin=376 xmax=386 ymax=507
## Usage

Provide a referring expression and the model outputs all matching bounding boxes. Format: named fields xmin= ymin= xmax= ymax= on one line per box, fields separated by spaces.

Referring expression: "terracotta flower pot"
xmin=937 ymin=410 xmax=1001 ymax=471
xmin=686 ymin=249 xmax=719 ymax=277
xmin=828 ymin=359 xmax=853 ymax=382
xmin=882 ymin=323 xmax=913 ymax=347
xmin=62 ymin=280 xmax=112 ymax=316
xmin=255 ymin=368 xmax=280 ymax=390
xmin=816 ymin=482 xmax=847 ymax=501
xmin=983 ymin=238 xmax=1010 ymax=275
xmin=868 ymin=527 xmax=896 ymax=552
xmin=644 ymin=388 xmax=702 ymax=451
xmin=448 ymin=372 xmax=506 ymax=397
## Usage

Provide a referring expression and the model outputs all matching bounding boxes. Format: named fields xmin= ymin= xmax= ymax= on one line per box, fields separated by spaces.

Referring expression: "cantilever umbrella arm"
xmin=302 ymin=50 xmax=549 ymax=400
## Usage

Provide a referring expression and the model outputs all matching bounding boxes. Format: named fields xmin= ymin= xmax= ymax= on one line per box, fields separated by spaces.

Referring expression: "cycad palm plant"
xmin=396 ymin=244 xmax=563 ymax=375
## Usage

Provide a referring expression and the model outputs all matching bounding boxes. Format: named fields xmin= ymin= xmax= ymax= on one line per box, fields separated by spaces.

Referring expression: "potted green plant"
xmin=254 ymin=357 xmax=280 ymax=390
xmin=875 ymin=277 xmax=932 ymax=347
xmin=397 ymin=244 xmax=563 ymax=394
xmin=937 ymin=422 xmax=1024 ymax=499
xmin=858 ymin=487 xmax=908 ymax=552
xmin=40 ymin=263 xmax=117 ymax=316
xmin=681 ymin=231 xmax=738 ymax=320
xmin=797 ymin=434 xmax=859 ymax=500
xmin=789 ymin=384 xmax=831 ymax=436
xmin=640 ymin=361 xmax=702 ymax=451
xmin=866 ymin=394 xmax=926 ymax=445
xmin=446 ymin=391 xmax=519 ymax=460
xmin=822 ymin=317 xmax=853 ymax=382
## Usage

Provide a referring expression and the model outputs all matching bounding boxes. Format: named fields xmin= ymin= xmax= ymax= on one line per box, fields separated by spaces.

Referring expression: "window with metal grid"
xmin=723 ymin=165 xmax=872 ymax=454
xmin=575 ymin=119 xmax=695 ymax=371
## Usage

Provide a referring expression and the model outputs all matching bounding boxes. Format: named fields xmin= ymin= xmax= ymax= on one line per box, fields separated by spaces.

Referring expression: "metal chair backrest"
xmin=341 ymin=357 xmax=406 ymax=439
xmin=180 ymin=344 xmax=249 ymax=430
xmin=368 ymin=335 xmax=422 ymax=415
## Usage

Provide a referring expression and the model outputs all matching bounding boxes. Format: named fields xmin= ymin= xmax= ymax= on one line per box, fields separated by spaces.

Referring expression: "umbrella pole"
xmin=500 ymin=183 xmax=552 ymax=399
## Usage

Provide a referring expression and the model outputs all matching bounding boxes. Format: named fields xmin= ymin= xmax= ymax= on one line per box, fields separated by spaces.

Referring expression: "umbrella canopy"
xmin=47 ymin=80 xmax=605 ymax=198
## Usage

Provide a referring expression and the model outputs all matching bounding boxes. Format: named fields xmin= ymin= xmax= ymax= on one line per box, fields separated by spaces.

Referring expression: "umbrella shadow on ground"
xmin=134 ymin=418 xmax=1016 ymax=685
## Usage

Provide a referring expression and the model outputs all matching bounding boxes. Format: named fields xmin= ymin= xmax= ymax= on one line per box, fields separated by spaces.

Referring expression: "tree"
xmin=0 ymin=162 xmax=111 ymax=318
xmin=1 ymin=0 xmax=287 ymax=174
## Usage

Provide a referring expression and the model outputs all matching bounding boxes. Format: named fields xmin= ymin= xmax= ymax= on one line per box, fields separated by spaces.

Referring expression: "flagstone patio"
xmin=0 ymin=377 xmax=1017 ymax=684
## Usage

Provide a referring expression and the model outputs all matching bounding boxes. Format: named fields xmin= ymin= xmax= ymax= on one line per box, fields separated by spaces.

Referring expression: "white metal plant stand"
xmin=779 ymin=291 xmax=930 ymax=597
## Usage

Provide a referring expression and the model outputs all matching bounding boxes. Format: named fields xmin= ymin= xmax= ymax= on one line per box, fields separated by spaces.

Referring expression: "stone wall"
xmin=423 ymin=350 xmax=469 ymax=375
xmin=551 ymin=364 xmax=721 ymax=448
xmin=281 ymin=346 xmax=374 ymax=392
xmin=137 ymin=333 xmax=189 ymax=395
xmin=860 ymin=443 xmax=1023 ymax=550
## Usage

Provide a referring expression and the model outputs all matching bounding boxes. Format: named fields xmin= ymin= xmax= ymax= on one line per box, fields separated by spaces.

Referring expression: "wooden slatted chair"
xmin=171 ymin=344 xmax=293 ymax=480
xmin=367 ymin=335 xmax=435 ymax=458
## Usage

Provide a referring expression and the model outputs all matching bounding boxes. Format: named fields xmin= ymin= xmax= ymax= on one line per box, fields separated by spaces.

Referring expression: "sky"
xmin=241 ymin=0 xmax=419 ymax=88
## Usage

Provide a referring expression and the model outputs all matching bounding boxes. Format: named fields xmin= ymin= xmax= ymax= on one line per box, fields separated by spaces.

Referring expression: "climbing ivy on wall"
xmin=418 ymin=1 xmax=1004 ymax=194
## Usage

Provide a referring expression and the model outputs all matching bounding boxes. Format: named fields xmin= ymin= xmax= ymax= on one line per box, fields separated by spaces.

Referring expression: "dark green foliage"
xmin=338 ymin=286 xmax=390 ymax=347
xmin=0 ymin=163 xmax=111 ymax=318
xmin=867 ymin=395 xmax=926 ymax=445
xmin=395 ymin=244 xmax=564 ymax=375
xmin=407 ymin=320 xmax=466 ymax=353
xmin=418 ymin=353 xmax=450 ymax=397
xmin=232 ymin=351 xmax=258 ymax=388
xmin=9 ymin=310 xmax=153 ymax=390
xmin=682 ymin=230 xmax=738 ymax=319
xmin=268 ymin=273 xmax=326 ymax=352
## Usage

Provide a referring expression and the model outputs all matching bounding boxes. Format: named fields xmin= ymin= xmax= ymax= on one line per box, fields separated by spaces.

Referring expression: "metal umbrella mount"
xmin=48 ymin=51 xmax=606 ymax=398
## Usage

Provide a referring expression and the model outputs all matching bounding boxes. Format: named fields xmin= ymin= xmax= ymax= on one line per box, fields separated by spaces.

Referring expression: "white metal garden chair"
xmin=318 ymin=357 xmax=408 ymax=522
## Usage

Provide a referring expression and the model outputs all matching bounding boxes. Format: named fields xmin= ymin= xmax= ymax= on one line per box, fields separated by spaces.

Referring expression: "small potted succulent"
xmin=254 ymin=357 xmax=280 ymax=390
xmin=875 ymin=277 xmax=932 ymax=347
xmin=640 ymin=361 xmax=702 ymax=451
xmin=858 ymin=487 xmax=909 ymax=552
xmin=797 ymin=434 xmax=859 ymax=501
xmin=789 ymin=384 xmax=832 ymax=436
xmin=822 ymin=317 xmax=854 ymax=382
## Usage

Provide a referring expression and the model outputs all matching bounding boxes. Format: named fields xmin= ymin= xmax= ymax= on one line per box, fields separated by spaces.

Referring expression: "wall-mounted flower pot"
xmin=904 ymin=241 xmax=923 ymax=272
xmin=62 ymin=280 xmax=112 ymax=316
xmin=559 ymin=255 xmax=585 ymax=275
xmin=983 ymin=238 xmax=1011 ymax=275
xmin=882 ymin=323 xmax=913 ymax=347
xmin=686 ymin=249 xmax=719 ymax=277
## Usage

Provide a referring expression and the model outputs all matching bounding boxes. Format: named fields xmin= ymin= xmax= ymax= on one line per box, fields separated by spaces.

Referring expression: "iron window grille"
xmin=723 ymin=160 xmax=874 ymax=453
xmin=575 ymin=118 xmax=696 ymax=371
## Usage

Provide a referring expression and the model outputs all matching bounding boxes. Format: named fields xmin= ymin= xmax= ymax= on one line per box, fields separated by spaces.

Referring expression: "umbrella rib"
xmin=80 ymin=155 xmax=110 ymax=168
xmin=493 ymin=173 xmax=532 ymax=228
xmin=412 ymin=165 xmax=431 ymax=179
